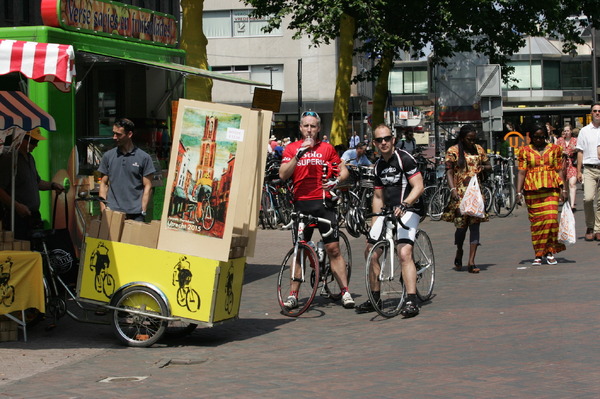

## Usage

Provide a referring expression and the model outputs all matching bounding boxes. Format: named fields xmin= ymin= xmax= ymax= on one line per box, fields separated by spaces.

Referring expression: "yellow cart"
xmin=75 ymin=236 xmax=245 ymax=347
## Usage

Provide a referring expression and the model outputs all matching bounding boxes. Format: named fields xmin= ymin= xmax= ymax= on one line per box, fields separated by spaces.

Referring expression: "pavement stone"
xmin=1 ymin=191 xmax=599 ymax=398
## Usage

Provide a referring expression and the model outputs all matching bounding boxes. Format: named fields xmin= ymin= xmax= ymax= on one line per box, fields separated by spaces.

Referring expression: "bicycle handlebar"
xmin=365 ymin=207 xmax=410 ymax=231
xmin=282 ymin=211 xmax=334 ymax=237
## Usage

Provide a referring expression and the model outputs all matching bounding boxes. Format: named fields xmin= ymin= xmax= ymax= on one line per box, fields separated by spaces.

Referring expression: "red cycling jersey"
xmin=282 ymin=140 xmax=342 ymax=201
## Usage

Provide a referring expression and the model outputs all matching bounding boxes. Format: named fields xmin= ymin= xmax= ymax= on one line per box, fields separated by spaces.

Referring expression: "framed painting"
xmin=158 ymin=99 xmax=253 ymax=261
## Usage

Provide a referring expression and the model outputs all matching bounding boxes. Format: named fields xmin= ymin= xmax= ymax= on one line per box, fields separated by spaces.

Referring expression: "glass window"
xmin=561 ymin=61 xmax=592 ymax=89
xmin=389 ymin=70 xmax=403 ymax=94
xmin=389 ymin=67 xmax=428 ymax=94
xmin=504 ymin=61 xmax=541 ymax=90
xmin=204 ymin=11 xmax=232 ymax=38
xmin=251 ymin=65 xmax=284 ymax=91
xmin=204 ymin=10 xmax=281 ymax=38
xmin=543 ymin=60 xmax=560 ymax=90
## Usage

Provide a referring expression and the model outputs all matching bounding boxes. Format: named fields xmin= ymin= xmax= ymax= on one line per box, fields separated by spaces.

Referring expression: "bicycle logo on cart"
xmin=89 ymin=242 xmax=115 ymax=298
xmin=172 ymin=256 xmax=201 ymax=312
xmin=0 ymin=257 xmax=15 ymax=307
xmin=224 ymin=264 xmax=234 ymax=314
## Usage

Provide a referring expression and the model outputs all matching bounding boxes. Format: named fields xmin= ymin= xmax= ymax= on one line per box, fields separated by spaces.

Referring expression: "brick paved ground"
xmin=1 ymin=193 xmax=599 ymax=398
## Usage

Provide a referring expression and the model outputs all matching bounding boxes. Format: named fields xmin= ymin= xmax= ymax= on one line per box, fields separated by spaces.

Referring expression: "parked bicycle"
xmin=483 ymin=153 xmax=517 ymax=217
xmin=364 ymin=207 xmax=435 ymax=318
xmin=277 ymin=211 xmax=352 ymax=317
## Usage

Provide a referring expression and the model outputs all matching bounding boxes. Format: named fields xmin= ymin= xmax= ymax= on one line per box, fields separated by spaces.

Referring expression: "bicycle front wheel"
xmin=324 ymin=231 xmax=352 ymax=301
xmin=493 ymin=182 xmax=516 ymax=217
xmin=277 ymin=244 xmax=319 ymax=317
xmin=428 ymin=187 xmax=450 ymax=221
xmin=365 ymin=241 xmax=405 ymax=318
xmin=414 ymin=230 xmax=435 ymax=301
xmin=202 ymin=205 xmax=215 ymax=230
xmin=482 ymin=184 xmax=493 ymax=213
xmin=111 ymin=286 xmax=168 ymax=347
xmin=420 ymin=185 xmax=437 ymax=222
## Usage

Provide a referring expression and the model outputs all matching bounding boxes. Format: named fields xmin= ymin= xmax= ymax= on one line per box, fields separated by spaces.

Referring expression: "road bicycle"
xmin=277 ymin=211 xmax=352 ymax=317
xmin=364 ymin=207 xmax=435 ymax=318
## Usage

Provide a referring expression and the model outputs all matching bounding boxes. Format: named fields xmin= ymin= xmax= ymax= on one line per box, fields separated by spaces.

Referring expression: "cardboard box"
xmin=109 ymin=211 xmax=125 ymax=241
xmin=87 ymin=219 xmax=102 ymax=238
xmin=229 ymin=246 xmax=246 ymax=259
xmin=19 ymin=240 xmax=30 ymax=251
xmin=2 ymin=230 xmax=14 ymax=242
xmin=120 ymin=219 xmax=160 ymax=249
xmin=98 ymin=209 xmax=113 ymax=240
xmin=0 ymin=320 xmax=18 ymax=342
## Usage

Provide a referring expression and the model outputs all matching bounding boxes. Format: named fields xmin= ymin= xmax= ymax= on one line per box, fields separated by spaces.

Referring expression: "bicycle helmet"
xmin=345 ymin=208 xmax=361 ymax=238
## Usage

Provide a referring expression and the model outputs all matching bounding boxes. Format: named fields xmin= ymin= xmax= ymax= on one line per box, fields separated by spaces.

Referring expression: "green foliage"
xmin=246 ymin=0 xmax=599 ymax=82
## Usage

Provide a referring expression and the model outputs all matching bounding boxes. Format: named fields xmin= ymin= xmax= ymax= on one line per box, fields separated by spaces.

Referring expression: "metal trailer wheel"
xmin=111 ymin=286 xmax=169 ymax=347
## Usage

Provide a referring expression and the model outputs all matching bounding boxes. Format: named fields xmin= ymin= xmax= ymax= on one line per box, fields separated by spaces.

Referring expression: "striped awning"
xmin=0 ymin=39 xmax=75 ymax=93
xmin=0 ymin=91 xmax=56 ymax=132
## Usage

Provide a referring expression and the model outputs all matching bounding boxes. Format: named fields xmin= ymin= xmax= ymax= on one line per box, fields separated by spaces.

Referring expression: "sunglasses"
xmin=373 ymin=135 xmax=393 ymax=144
xmin=301 ymin=111 xmax=320 ymax=119
xmin=592 ymin=110 xmax=600 ymax=113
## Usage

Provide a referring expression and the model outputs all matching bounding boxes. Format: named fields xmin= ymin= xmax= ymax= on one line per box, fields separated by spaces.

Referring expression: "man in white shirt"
xmin=575 ymin=103 xmax=600 ymax=241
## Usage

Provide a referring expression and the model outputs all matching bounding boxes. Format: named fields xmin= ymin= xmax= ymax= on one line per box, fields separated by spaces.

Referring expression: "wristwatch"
xmin=141 ymin=211 xmax=147 ymax=216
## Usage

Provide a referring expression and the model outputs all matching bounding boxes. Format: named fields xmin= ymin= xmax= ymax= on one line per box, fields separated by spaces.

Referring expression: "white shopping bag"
xmin=459 ymin=177 xmax=485 ymax=218
xmin=558 ymin=202 xmax=576 ymax=245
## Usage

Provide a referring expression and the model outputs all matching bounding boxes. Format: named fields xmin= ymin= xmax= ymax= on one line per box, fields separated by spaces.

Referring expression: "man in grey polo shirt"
xmin=98 ymin=118 xmax=155 ymax=222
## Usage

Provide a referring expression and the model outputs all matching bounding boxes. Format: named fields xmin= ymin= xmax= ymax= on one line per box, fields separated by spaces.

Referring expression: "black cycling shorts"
xmin=293 ymin=199 xmax=339 ymax=244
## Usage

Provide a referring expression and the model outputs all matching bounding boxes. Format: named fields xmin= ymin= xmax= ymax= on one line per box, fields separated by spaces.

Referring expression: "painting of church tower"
xmin=196 ymin=116 xmax=218 ymax=187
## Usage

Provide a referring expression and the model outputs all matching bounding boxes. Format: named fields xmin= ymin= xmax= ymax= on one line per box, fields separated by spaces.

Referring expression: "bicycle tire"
xmin=365 ymin=241 xmax=405 ymax=318
xmin=111 ymin=286 xmax=168 ymax=347
xmin=324 ymin=231 xmax=352 ymax=301
xmin=414 ymin=230 xmax=435 ymax=301
xmin=420 ymin=185 xmax=437 ymax=221
xmin=493 ymin=181 xmax=516 ymax=217
xmin=482 ymin=183 xmax=493 ymax=213
xmin=260 ymin=190 xmax=275 ymax=229
xmin=428 ymin=187 xmax=450 ymax=221
xmin=202 ymin=204 xmax=216 ymax=230
xmin=103 ymin=274 xmax=115 ymax=297
xmin=277 ymin=243 xmax=319 ymax=317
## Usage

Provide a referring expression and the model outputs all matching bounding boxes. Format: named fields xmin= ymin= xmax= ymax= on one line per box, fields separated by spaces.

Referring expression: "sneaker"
xmin=342 ymin=292 xmax=355 ymax=309
xmin=400 ymin=300 xmax=420 ymax=318
xmin=545 ymin=254 xmax=557 ymax=265
xmin=355 ymin=299 xmax=380 ymax=314
xmin=283 ymin=295 xmax=298 ymax=310
xmin=531 ymin=258 xmax=542 ymax=266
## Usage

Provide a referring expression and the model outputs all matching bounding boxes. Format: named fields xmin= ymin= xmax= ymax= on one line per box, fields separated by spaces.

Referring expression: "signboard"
xmin=252 ymin=88 xmax=282 ymax=112
xmin=476 ymin=65 xmax=502 ymax=97
xmin=41 ymin=0 xmax=178 ymax=47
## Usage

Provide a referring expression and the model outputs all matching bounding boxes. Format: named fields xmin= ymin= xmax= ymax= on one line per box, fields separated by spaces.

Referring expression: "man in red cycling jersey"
xmin=279 ymin=111 xmax=354 ymax=309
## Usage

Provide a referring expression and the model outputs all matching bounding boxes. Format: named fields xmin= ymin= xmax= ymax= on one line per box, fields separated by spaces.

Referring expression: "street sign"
xmin=476 ymin=64 xmax=502 ymax=97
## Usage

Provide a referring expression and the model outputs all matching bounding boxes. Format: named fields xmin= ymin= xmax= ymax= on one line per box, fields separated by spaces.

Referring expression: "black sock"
xmin=371 ymin=291 xmax=380 ymax=302
xmin=406 ymin=293 xmax=417 ymax=303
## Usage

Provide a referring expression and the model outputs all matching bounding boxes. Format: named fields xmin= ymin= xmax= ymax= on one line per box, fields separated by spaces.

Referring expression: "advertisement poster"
xmin=158 ymin=100 xmax=251 ymax=261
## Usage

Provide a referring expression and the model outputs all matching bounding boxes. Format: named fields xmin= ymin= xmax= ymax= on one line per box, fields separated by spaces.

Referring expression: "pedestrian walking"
xmin=442 ymin=124 xmax=491 ymax=273
xmin=516 ymin=123 xmax=567 ymax=266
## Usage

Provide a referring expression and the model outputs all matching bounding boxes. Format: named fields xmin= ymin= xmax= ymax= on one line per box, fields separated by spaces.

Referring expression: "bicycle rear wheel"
xmin=277 ymin=244 xmax=319 ymax=317
xmin=428 ymin=187 xmax=450 ymax=221
xmin=420 ymin=185 xmax=437 ymax=222
xmin=414 ymin=230 xmax=435 ymax=301
xmin=323 ymin=231 xmax=352 ymax=301
xmin=482 ymin=184 xmax=493 ymax=213
xmin=365 ymin=241 xmax=405 ymax=318
xmin=493 ymin=182 xmax=516 ymax=217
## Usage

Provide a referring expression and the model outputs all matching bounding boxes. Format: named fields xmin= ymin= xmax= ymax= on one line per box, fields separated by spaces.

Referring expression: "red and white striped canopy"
xmin=0 ymin=39 xmax=75 ymax=93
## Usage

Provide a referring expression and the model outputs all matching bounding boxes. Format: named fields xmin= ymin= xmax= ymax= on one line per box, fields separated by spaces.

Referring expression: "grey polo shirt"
xmin=98 ymin=146 xmax=156 ymax=214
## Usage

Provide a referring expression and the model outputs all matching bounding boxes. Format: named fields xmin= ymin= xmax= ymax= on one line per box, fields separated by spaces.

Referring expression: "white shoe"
xmin=342 ymin=292 xmax=355 ymax=309
xmin=283 ymin=295 xmax=298 ymax=309
xmin=546 ymin=254 xmax=558 ymax=265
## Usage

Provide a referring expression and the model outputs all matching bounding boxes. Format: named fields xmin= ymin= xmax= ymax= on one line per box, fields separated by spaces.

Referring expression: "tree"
xmin=180 ymin=0 xmax=213 ymax=102
xmin=246 ymin=0 xmax=600 ymax=137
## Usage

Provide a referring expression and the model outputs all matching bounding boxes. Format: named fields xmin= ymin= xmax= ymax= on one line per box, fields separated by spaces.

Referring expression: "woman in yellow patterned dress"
xmin=516 ymin=124 xmax=567 ymax=266
xmin=442 ymin=125 xmax=491 ymax=273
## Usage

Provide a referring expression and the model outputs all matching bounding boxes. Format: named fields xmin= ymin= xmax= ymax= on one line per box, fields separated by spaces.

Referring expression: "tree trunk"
xmin=372 ymin=48 xmax=393 ymax=128
xmin=330 ymin=13 xmax=356 ymax=147
xmin=180 ymin=0 xmax=213 ymax=101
